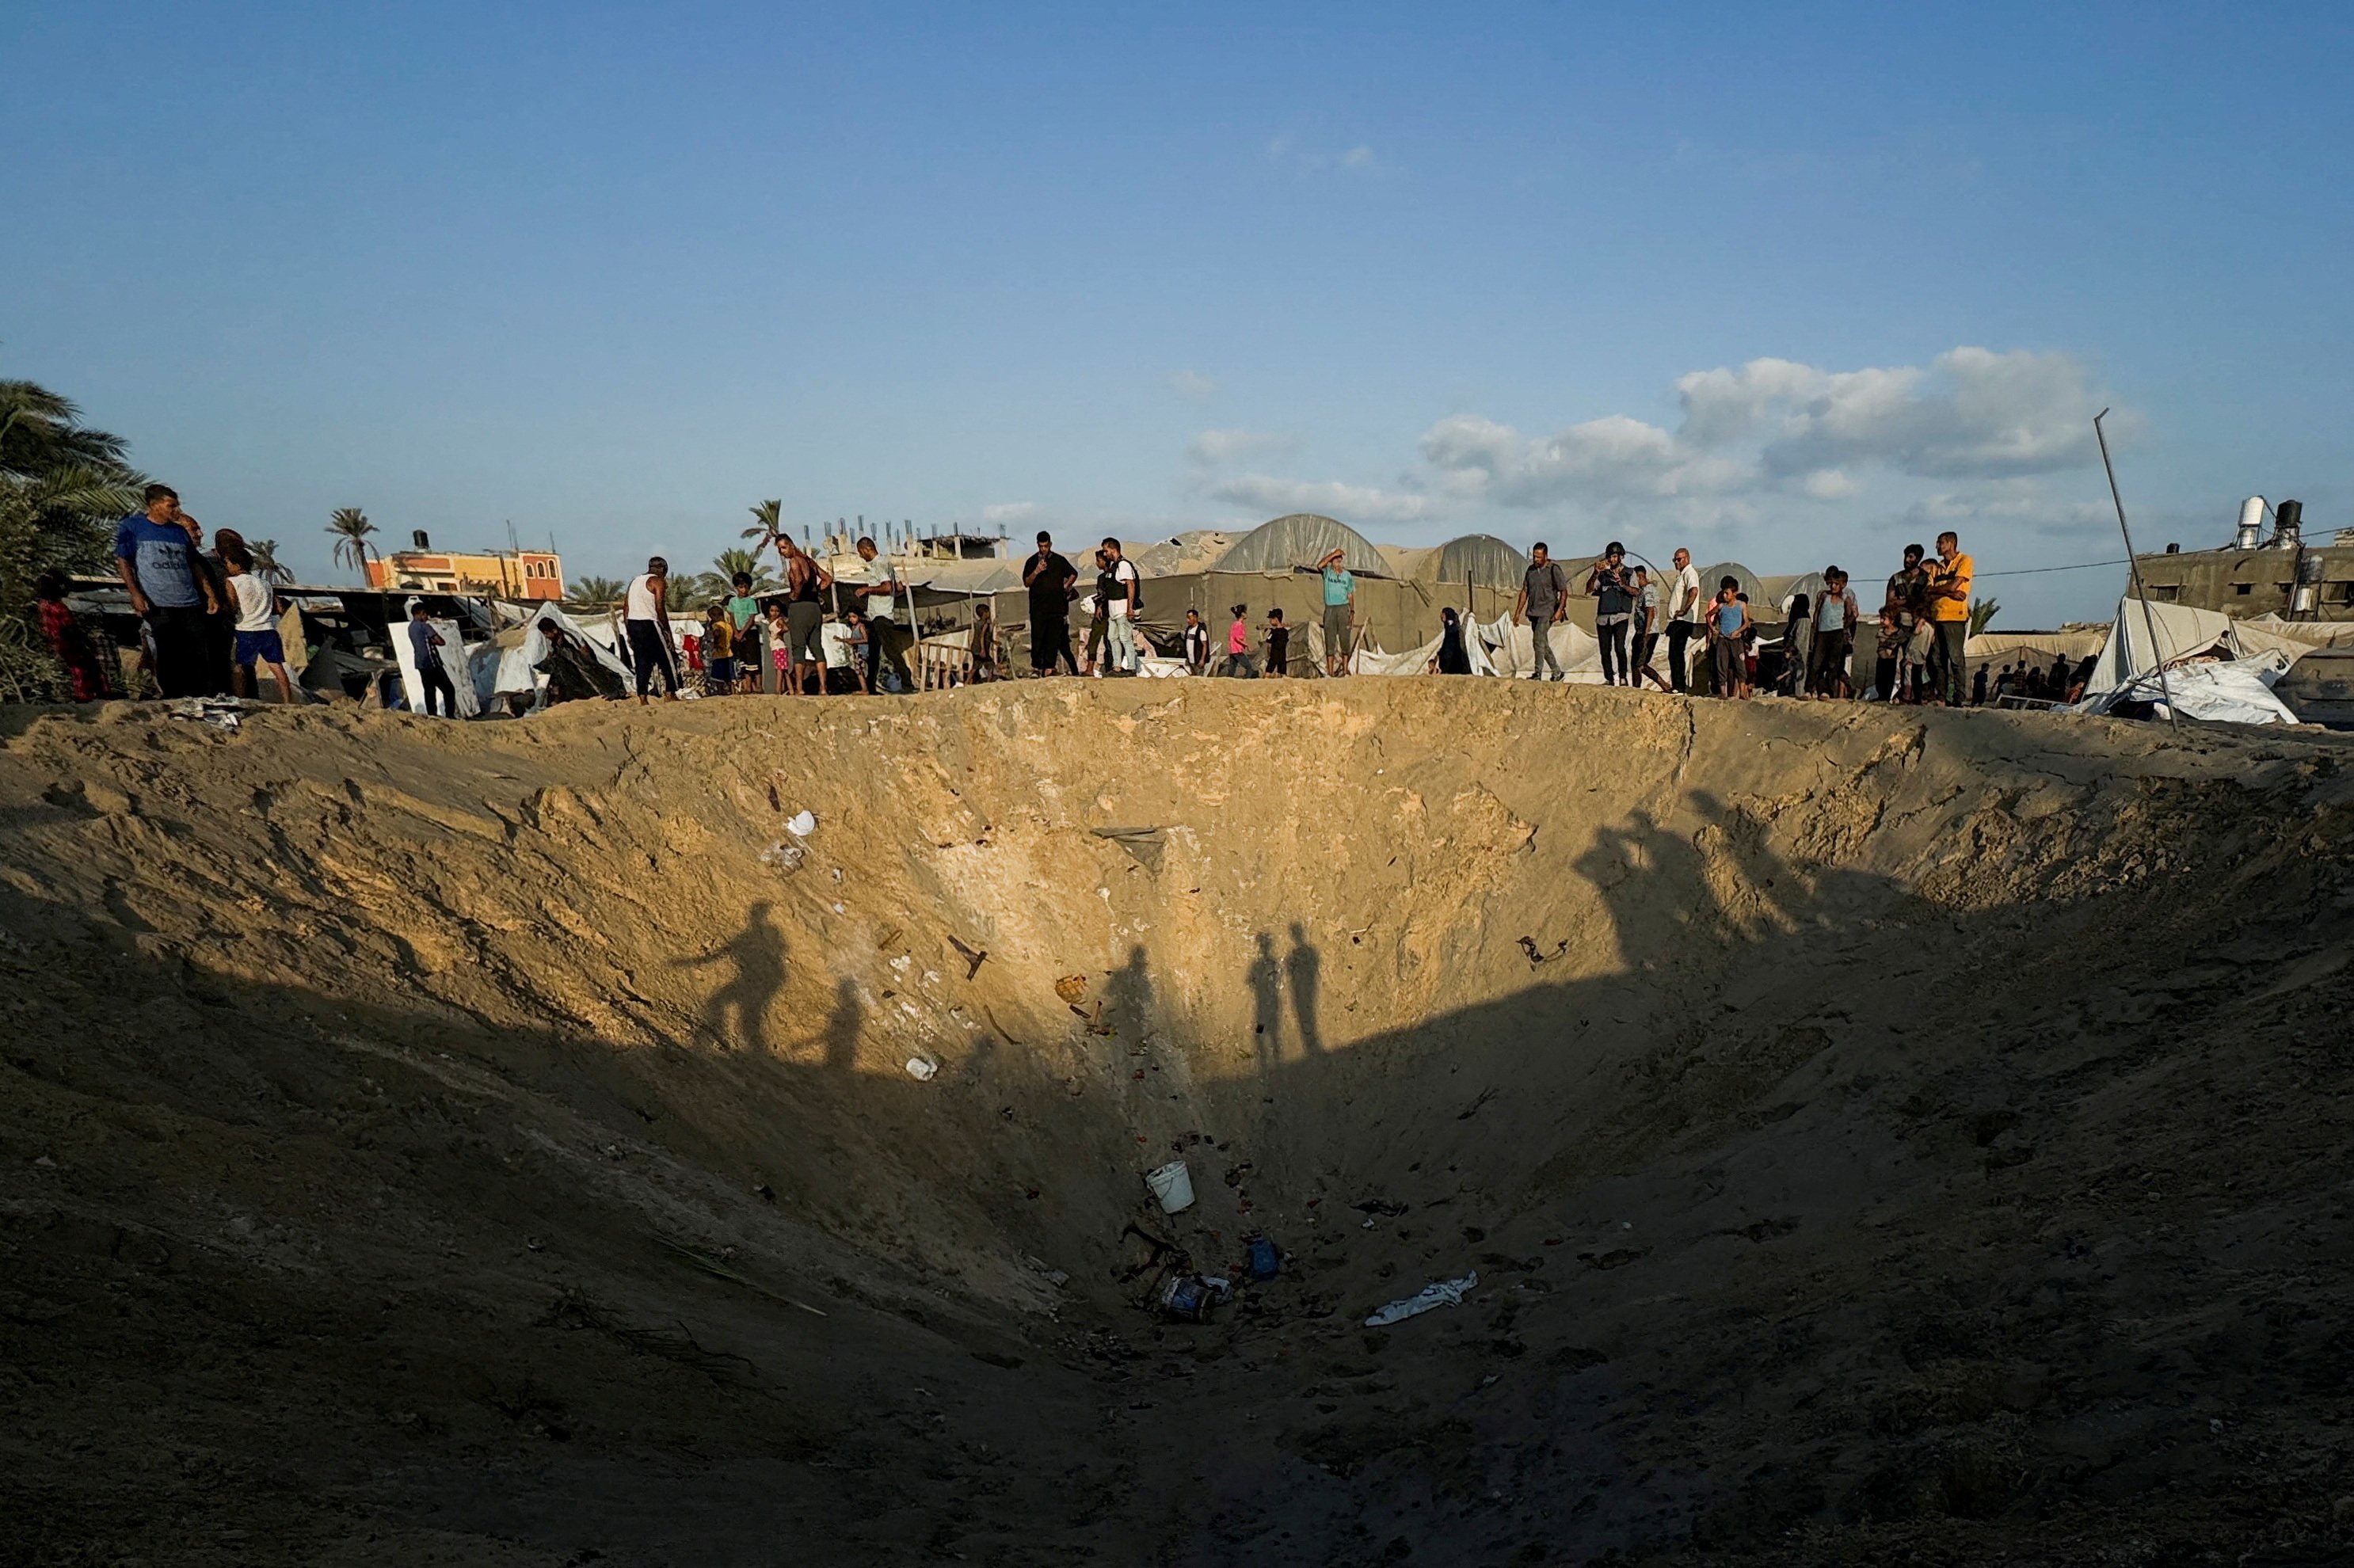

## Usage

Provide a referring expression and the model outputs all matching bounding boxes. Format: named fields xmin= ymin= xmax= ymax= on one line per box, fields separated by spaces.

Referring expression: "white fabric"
xmin=625 ymin=574 xmax=661 ymax=619
xmin=228 ymin=573 xmax=276 ymax=632
xmin=1348 ymin=617 xmax=1499 ymax=677
xmin=497 ymin=607 xmax=632 ymax=701
xmin=392 ymin=616 xmax=479 ymax=717
xmin=1672 ymin=564 xmax=1705 ymax=624
xmin=2077 ymin=660 xmax=2300 ymax=725
xmin=822 ymin=621 xmax=858 ymax=670
xmin=856 ymin=561 xmax=897 ymax=620
xmin=1477 ymin=611 xmax=1603 ymax=680
xmin=1365 ymin=1272 xmax=1478 ymax=1328
xmin=2083 ymin=597 xmax=2333 ymax=698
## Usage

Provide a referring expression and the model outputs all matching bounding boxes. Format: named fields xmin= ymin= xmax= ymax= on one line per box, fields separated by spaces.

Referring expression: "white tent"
xmin=1347 ymin=616 xmax=1502 ymax=677
xmin=496 ymin=605 xmax=633 ymax=707
xmin=2073 ymin=597 xmax=2306 ymax=725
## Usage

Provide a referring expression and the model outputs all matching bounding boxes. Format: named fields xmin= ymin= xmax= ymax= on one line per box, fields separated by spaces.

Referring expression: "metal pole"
xmin=2095 ymin=408 xmax=2177 ymax=731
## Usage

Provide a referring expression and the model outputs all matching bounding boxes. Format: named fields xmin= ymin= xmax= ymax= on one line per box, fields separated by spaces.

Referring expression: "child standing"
xmin=1263 ymin=608 xmax=1289 ymax=678
xmin=1225 ymin=603 xmax=1252 ymax=678
xmin=765 ymin=601 xmax=792 ymax=693
xmin=701 ymin=602 xmax=735 ymax=695
xmin=219 ymin=538 xmax=295 ymax=702
xmin=1873 ymin=607 xmax=1905 ymax=702
xmin=1706 ymin=579 xmax=1752 ymax=701
xmin=34 ymin=571 xmax=110 ymax=702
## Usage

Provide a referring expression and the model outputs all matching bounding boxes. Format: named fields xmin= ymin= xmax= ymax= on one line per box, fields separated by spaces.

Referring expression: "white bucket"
xmin=1145 ymin=1159 xmax=1195 ymax=1213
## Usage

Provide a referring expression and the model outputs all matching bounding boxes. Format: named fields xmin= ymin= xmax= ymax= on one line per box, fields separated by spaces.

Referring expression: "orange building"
xmin=366 ymin=549 xmax=564 ymax=601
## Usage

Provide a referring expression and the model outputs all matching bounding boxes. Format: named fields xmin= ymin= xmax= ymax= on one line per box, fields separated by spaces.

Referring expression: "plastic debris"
xmin=905 ymin=1056 xmax=938 ymax=1082
xmin=1246 ymin=1233 xmax=1281 ymax=1281
xmin=785 ymin=809 xmax=817 ymax=838
xmin=1364 ymin=1271 xmax=1479 ymax=1328
xmin=166 ymin=697 xmax=244 ymax=732
xmin=759 ymin=842 xmax=806 ymax=873
xmin=1145 ymin=1159 xmax=1195 ymax=1213
xmin=1158 ymin=1272 xmax=1232 ymax=1323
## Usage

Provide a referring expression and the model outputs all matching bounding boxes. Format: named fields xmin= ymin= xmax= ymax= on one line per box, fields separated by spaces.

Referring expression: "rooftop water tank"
xmin=2234 ymin=497 xmax=2266 ymax=550
xmin=2272 ymin=499 xmax=2303 ymax=550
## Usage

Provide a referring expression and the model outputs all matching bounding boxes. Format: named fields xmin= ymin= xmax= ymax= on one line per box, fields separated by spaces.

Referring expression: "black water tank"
xmin=2276 ymin=500 xmax=2303 ymax=535
xmin=413 ymin=529 xmax=431 ymax=550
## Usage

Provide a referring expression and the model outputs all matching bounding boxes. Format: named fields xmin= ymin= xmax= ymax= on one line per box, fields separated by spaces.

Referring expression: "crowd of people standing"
xmin=1512 ymin=531 xmax=1984 ymax=704
xmin=69 ymin=486 xmax=2021 ymax=714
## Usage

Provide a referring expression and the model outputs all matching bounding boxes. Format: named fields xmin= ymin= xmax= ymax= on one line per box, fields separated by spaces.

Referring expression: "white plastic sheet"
xmin=1364 ymin=1271 xmax=1479 ymax=1327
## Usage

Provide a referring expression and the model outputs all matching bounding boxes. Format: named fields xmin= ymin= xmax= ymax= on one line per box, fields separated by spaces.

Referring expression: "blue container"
xmin=1247 ymin=1234 xmax=1280 ymax=1281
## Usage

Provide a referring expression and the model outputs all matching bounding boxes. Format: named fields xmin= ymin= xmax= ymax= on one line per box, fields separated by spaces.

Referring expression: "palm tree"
xmin=0 ymin=379 xmax=145 ymax=699
xmin=249 ymin=539 xmax=294 ymax=586
xmin=328 ymin=508 xmax=376 ymax=578
xmin=569 ymin=575 xmax=624 ymax=610
xmin=710 ymin=546 xmax=778 ymax=594
xmin=1967 ymin=596 xmax=2001 ymax=636
xmin=741 ymin=499 xmax=783 ymax=546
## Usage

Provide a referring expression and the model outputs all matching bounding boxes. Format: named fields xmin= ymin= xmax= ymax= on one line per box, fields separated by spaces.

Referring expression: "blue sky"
xmin=6 ymin=2 xmax=2349 ymax=626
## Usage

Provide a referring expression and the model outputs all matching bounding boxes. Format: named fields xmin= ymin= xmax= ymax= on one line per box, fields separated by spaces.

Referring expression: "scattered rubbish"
xmin=1145 ymin=1159 xmax=1196 ymax=1213
xmin=1456 ymin=1087 xmax=1498 ymax=1121
xmin=1054 ymin=974 xmax=1089 ymax=1004
xmin=1223 ymin=1161 xmax=1255 ymax=1188
xmin=1080 ymin=1001 xmax=1114 ymax=1037
xmin=758 ymin=841 xmax=806 ymax=873
xmin=1352 ymin=1198 xmax=1408 ymax=1218
xmin=1246 ymin=1234 xmax=1281 ymax=1281
xmin=947 ymin=934 xmax=988 ymax=980
xmin=1517 ymin=935 xmax=1567 ymax=966
xmin=905 ymin=1056 xmax=939 ymax=1082
xmin=1158 ymin=1272 xmax=1231 ymax=1323
xmin=1364 ymin=1271 xmax=1479 ymax=1328
xmin=1090 ymin=824 xmax=1167 ymax=873
xmin=166 ymin=697 xmax=243 ymax=733
xmin=784 ymin=809 xmax=817 ymax=838
xmin=752 ymin=1182 xmax=775 ymax=1203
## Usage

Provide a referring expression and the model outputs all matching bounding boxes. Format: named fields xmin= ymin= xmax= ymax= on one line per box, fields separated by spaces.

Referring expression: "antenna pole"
xmin=2095 ymin=408 xmax=2178 ymax=732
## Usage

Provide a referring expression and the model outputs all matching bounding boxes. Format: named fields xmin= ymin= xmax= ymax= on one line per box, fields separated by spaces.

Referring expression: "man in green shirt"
xmin=1316 ymin=548 xmax=1355 ymax=676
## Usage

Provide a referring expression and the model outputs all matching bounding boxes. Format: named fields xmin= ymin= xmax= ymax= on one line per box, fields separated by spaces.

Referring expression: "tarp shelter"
xmin=1969 ymin=627 xmax=2108 ymax=664
xmin=2079 ymin=598 xmax=2305 ymax=697
xmin=1697 ymin=561 xmax=1768 ymax=607
xmin=1435 ymin=535 xmax=1529 ymax=591
xmin=1211 ymin=514 xmax=1388 ymax=577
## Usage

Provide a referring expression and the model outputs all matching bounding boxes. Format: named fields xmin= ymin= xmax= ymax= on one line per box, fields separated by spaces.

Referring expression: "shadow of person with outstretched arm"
xmin=821 ymin=975 xmax=863 ymax=1071
xmin=1285 ymin=922 xmax=1323 ymax=1055
xmin=676 ymin=900 xmax=787 ymax=1052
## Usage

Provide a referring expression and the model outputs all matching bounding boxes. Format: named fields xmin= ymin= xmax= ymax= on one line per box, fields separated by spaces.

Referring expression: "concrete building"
xmin=366 ymin=548 xmax=564 ymax=601
xmin=2131 ymin=496 xmax=2348 ymax=622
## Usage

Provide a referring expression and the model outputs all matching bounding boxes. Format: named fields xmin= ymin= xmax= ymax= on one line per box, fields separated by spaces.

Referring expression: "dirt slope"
xmin=1 ymin=683 xmax=2350 ymax=1566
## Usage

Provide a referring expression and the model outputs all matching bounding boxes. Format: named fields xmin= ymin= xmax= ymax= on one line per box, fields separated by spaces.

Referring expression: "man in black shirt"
xmin=1022 ymin=531 xmax=1080 ymax=676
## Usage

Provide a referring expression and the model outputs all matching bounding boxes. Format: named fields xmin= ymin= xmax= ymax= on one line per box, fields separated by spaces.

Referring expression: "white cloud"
xmin=1206 ymin=473 xmax=1436 ymax=523
xmin=1267 ymin=135 xmax=1387 ymax=176
xmin=1168 ymin=370 xmax=1219 ymax=400
xmin=1675 ymin=347 xmax=2115 ymax=480
xmin=1187 ymin=428 xmax=1301 ymax=466
xmin=981 ymin=501 xmax=1038 ymax=526
xmin=1800 ymin=469 xmax=1858 ymax=500
xmin=1420 ymin=412 xmax=1751 ymax=508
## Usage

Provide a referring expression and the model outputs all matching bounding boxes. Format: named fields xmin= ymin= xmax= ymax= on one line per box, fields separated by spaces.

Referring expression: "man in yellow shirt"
xmin=1925 ymin=531 xmax=1974 ymax=706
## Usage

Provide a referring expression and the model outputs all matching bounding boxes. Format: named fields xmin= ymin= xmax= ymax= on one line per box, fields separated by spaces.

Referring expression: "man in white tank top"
xmin=623 ymin=556 xmax=681 ymax=703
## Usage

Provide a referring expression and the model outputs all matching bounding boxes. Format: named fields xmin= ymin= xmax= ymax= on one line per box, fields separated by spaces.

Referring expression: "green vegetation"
xmin=0 ymin=379 xmax=144 ymax=700
xmin=328 ymin=508 xmax=376 ymax=577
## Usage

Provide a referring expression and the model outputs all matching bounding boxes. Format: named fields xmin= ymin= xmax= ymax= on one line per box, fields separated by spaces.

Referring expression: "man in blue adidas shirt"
xmin=114 ymin=483 xmax=219 ymax=698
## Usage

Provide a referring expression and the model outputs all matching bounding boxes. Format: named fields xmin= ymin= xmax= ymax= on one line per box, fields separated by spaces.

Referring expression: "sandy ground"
xmin=1 ymin=680 xmax=2351 ymax=1566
